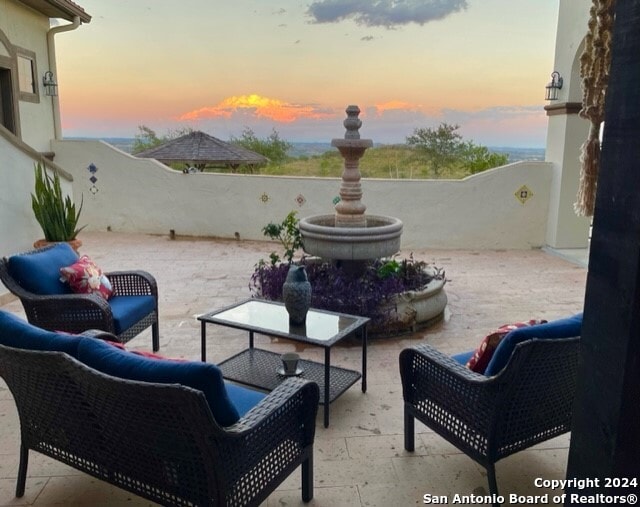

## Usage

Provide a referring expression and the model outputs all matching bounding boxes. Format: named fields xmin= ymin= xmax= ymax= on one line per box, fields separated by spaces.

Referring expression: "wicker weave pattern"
xmin=219 ymin=348 xmax=361 ymax=403
xmin=108 ymin=271 xmax=158 ymax=297
xmin=400 ymin=337 xmax=580 ymax=496
xmin=0 ymin=246 xmax=160 ymax=351
xmin=0 ymin=344 xmax=319 ymax=506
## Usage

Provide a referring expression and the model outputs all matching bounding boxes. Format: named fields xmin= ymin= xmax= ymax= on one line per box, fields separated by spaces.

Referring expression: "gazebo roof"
xmin=135 ymin=131 xmax=269 ymax=167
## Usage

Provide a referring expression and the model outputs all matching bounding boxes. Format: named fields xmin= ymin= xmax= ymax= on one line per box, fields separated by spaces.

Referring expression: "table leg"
xmin=362 ymin=325 xmax=368 ymax=393
xmin=249 ymin=330 xmax=254 ymax=349
xmin=324 ymin=347 xmax=331 ymax=428
xmin=201 ymin=321 xmax=207 ymax=362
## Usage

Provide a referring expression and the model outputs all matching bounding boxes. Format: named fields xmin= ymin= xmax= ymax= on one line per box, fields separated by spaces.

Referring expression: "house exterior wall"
xmin=52 ymin=139 xmax=553 ymax=251
xmin=0 ymin=132 xmax=42 ymax=257
xmin=0 ymin=131 xmax=73 ymax=255
xmin=0 ymin=1 xmax=62 ymax=301
xmin=0 ymin=0 xmax=56 ymax=152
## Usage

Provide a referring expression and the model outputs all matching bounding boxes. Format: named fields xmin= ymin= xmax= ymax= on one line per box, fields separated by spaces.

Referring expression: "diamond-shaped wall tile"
xmin=332 ymin=196 xmax=341 ymax=205
xmin=89 ymin=175 xmax=98 ymax=184
xmin=295 ymin=194 xmax=306 ymax=207
xmin=515 ymin=185 xmax=533 ymax=205
xmin=88 ymin=163 xmax=98 ymax=173
xmin=260 ymin=192 xmax=270 ymax=204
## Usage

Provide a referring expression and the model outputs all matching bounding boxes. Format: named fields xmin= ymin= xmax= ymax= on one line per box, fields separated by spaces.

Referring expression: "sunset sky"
xmin=55 ymin=0 xmax=560 ymax=147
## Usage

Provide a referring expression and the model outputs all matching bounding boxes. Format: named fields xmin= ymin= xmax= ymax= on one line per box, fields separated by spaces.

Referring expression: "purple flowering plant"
xmin=250 ymin=213 xmax=443 ymax=329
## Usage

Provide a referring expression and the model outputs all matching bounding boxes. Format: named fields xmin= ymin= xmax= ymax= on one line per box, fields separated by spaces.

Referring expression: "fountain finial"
xmin=343 ymin=105 xmax=362 ymax=140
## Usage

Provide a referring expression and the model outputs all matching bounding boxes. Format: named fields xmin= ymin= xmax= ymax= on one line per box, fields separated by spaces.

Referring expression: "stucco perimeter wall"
xmin=52 ymin=140 xmax=553 ymax=250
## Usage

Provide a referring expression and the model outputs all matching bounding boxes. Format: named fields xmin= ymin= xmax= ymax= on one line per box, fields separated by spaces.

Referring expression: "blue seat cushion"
xmin=0 ymin=310 xmax=82 ymax=357
xmin=8 ymin=243 xmax=78 ymax=295
xmin=226 ymin=383 xmax=266 ymax=417
xmin=484 ymin=313 xmax=583 ymax=376
xmin=109 ymin=295 xmax=156 ymax=335
xmin=77 ymin=338 xmax=249 ymax=426
xmin=452 ymin=350 xmax=474 ymax=366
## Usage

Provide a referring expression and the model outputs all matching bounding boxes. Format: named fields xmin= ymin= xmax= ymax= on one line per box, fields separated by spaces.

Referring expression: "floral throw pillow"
xmin=465 ymin=319 xmax=547 ymax=374
xmin=59 ymin=255 xmax=113 ymax=300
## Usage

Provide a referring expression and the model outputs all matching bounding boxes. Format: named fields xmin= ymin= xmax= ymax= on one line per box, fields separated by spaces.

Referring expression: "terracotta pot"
xmin=33 ymin=238 xmax=82 ymax=253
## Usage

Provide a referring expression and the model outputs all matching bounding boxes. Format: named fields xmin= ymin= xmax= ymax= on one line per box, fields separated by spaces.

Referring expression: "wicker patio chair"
xmin=400 ymin=336 xmax=580 ymax=505
xmin=0 ymin=243 xmax=160 ymax=351
xmin=0 ymin=342 xmax=319 ymax=506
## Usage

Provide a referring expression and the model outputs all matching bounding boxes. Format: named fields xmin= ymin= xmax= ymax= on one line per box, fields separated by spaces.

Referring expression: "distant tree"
xmin=132 ymin=125 xmax=162 ymax=154
xmin=406 ymin=123 xmax=508 ymax=176
xmin=132 ymin=125 xmax=194 ymax=154
xmin=406 ymin=123 xmax=464 ymax=176
xmin=461 ymin=144 xmax=509 ymax=174
xmin=230 ymin=127 xmax=292 ymax=165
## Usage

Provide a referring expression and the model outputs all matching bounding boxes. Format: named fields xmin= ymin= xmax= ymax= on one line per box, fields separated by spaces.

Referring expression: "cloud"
xmin=307 ymin=0 xmax=468 ymax=28
xmin=441 ymin=105 xmax=542 ymax=123
xmin=178 ymin=94 xmax=337 ymax=123
xmin=438 ymin=105 xmax=548 ymax=147
xmin=360 ymin=35 xmax=375 ymax=41
xmin=373 ymin=100 xmax=421 ymax=114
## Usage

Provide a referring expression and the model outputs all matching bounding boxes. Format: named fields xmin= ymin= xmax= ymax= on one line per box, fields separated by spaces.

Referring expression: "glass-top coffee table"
xmin=198 ymin=298 xmax=369 ymax=427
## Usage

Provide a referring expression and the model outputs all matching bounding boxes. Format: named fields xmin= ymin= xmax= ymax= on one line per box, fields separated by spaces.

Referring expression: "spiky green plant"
xmin=31 ymin=163 xmax=84 ymax=241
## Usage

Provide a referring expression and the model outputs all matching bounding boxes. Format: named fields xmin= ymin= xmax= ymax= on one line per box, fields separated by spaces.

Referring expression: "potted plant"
xmin=31 ymin=162 xmax=85 ymax=252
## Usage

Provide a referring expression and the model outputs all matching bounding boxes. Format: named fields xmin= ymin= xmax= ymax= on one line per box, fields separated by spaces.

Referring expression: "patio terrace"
xmin=0 ymin=232 xmax=587 ymax=507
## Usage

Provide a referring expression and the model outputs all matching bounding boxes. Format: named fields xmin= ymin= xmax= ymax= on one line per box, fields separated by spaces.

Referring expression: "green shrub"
xmin=31 ymin=163 xmax=84 ymax=241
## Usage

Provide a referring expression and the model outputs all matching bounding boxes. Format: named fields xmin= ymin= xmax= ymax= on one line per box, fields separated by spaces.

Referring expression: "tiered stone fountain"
xmin=299 ymin=105 xmax=403 ymax=268
xmin=299 ymin=106 xmax=447 ymax=332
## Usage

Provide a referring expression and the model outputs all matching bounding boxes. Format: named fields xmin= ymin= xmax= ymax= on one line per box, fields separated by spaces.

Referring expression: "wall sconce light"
xmin=42 ymin=71 xmax=58 ymax=97
xmin=545 ymin=71 xmax=563 ymax=101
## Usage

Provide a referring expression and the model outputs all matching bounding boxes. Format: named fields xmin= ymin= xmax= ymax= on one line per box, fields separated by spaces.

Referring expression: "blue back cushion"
xmin=8 ymin=243 xmax=78 ymax=295
xmin=109 ymin=296 xmax=156 ymax=334
xmin=0 ymin=310 xmax=82 ymax=357
xmin=484 ymin=313 xmax=583 ymax=376
xmin=77 ymin=339 xmax=242 ymax=426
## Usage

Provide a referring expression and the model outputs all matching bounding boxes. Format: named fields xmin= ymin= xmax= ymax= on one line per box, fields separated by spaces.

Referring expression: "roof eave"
xmin=18 ymin=0 xmax=91 ymax=23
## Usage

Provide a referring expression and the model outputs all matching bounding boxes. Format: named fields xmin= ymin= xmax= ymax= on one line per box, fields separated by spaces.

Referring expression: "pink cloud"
xmin=179 ymin=94 xmax=336 ymax=123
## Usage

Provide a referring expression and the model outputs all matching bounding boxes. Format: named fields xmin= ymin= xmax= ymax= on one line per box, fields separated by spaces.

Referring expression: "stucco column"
xmin=544 ymin=104 xmax=591 ymax=248
xmin=543 ymin=0 xmax=592 ymax=249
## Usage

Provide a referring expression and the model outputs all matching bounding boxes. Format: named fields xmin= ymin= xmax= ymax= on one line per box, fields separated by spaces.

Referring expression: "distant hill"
xmin=68 ymin=137 xmax=544 ymax=163
xmin=488 ymin=146 xmax=545 ymax=162
xmin=281 ymin=142 xmax=544 ymax=162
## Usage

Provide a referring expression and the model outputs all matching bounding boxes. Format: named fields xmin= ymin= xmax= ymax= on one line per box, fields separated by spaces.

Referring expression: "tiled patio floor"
xmin=0 ymin=232 xmax=587 ymax=506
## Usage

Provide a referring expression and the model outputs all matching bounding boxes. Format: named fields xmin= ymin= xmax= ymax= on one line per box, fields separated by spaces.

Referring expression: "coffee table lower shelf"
xmin=218 ymin=348 xmax=361 ymax=413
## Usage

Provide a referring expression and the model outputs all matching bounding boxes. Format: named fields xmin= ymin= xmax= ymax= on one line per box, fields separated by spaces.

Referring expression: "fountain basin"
xmin=299 ymin=214 xmax=403 ymax=260
xmin=377 ymin=267 xmax=448 ymax=334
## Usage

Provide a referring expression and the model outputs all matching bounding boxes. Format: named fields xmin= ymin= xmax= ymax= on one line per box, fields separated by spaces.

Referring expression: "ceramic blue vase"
xmin=282 ymin=265 xmax=312 ymax=325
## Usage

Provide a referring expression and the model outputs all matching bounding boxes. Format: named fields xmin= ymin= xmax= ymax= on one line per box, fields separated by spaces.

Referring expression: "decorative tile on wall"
xmin=332 ymin=196 xmax=341 ymax=205
xmin=260 ymin=192 xmax=270 ymax=204
xmin=515 ymin=185 xmax=533 ymax=205
xmin=295 ymin=194 xmax=306 ymax=207
xmin=87 ymin=163 xmax=99 ymax=194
